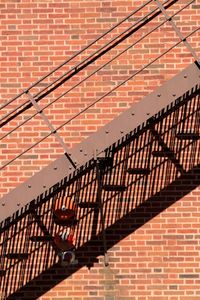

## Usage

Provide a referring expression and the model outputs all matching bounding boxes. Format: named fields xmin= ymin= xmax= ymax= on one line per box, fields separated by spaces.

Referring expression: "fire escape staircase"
xmin=0 ymin=0 xmax=199 ymax=298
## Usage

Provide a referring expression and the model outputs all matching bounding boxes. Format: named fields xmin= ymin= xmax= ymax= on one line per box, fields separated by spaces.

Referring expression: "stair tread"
xmin=5 ymin=253 xmax=29 ymax=259
xmin=103 ymin=185 xmax=126 ymax=192
xmin=98 ymin=156 xmax=113 ymax=162
xmin=78 ymin=202 xmax=99 ymax=208
xmin=176 ymin=132 xmax=199 ymax=140
xmin=127 ymin=168 xmax=150 ymax=175
xmin=30 ymin=236 xmax=53 ymax=242
xmin=152 ymin=150 xmax=171 ymax=157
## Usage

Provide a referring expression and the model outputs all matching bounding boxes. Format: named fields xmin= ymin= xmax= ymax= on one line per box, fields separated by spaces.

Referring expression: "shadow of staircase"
xmin=0 ymin=85 xmax=199 ymax=299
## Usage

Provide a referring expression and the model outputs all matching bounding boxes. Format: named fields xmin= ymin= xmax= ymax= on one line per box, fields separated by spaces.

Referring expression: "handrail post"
xmin=25 ymin=90 xmax=77 ymax=170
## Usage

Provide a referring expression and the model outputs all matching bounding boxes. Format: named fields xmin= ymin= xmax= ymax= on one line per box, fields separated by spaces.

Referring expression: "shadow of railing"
xmin=0 ymin=85 xmax=199 ymax=299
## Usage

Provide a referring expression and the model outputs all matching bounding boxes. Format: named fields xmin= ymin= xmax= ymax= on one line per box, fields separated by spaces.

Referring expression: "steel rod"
xmin=0 ymin=0 xmax=174 ymax=127
xmin=1 ymin=0 xmax=190 ymax=140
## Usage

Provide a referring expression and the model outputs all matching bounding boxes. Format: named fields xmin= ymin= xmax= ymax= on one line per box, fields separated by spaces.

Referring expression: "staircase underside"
xmin=0 ymin=62 xmax=199 ymax=223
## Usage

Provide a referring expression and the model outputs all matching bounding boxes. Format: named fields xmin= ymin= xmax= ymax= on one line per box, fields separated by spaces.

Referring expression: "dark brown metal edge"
xmin=0 ymin=62 xmax=199 ymax=222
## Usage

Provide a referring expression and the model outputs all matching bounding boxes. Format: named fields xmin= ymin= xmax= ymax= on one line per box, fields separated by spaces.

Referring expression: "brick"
xmin=179 ymin=274 xmax=199 ymax=279
xmin=0 ymin=1 xmax=200 ymax=299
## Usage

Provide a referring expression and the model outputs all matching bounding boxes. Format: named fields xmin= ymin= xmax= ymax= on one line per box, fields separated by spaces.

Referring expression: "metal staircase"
xmin=0 ymin=0 xmax=199 ymax=299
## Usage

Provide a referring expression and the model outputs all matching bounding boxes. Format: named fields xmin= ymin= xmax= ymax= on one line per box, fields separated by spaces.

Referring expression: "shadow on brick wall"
xmin=0 ymin=86 xmax=199 ymax=300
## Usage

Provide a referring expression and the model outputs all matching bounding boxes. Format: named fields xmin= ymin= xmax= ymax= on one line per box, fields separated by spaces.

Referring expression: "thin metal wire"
xmin=1 ymin=0 xmax=192 ymax=141
xmin=0 ymin=99 xmax=29 ymax=127
xmin=0 ymin=28 xmax=198 ymax=171
xmin=0 ymin=0 xmax=169 ymax=126
xmin=0 ymin=0 xmax=153 ymax=111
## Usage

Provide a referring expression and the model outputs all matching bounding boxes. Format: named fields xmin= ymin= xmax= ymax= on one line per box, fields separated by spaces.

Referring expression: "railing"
xmin=0 ymin=1 xmax=199 ymax=298
xmin=0 ymin=0 xmax=199 ymax=172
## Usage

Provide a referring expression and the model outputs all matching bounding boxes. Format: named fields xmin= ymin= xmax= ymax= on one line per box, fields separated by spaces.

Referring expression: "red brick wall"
xmin=0 ymin=0 xmax=200 ymax=299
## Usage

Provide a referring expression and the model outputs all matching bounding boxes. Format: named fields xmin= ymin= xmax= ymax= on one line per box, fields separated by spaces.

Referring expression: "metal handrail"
xmin=0 ymin=0 xmax=174 ymax=127
xmin=0 ymin=0 xmax=153 ymax=111
xmin=1 ymin=27 xmax=198 ymax=171
xmin=0 ymin=0 xmax=194 ymax=141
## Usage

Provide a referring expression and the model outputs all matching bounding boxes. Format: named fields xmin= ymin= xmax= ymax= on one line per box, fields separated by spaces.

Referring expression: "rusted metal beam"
xmin=0 ymin=62 xmax=199 ymax=222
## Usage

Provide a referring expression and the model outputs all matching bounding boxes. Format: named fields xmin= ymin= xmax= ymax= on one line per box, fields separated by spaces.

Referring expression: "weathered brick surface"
xmin=0 ymin=0 xmax=200 ymax=299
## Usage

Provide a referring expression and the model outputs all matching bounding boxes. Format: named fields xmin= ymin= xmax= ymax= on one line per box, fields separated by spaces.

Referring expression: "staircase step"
xmin=5 ymin=253 xmax=29 ymax=260
xmin=30 ymin=236 xmax=53 ymax=242
xmin=103 ymin=185 xmax=126 ymax=192
xmin=0 ymin=270 xmax=6 ymax=277
xmin=176 ymin=132 xmax=199 ymax=140
xmin=78 ymin=202 xmax=99 ymax=209
xmin=127 ymin=168 xmax=150 ymax=175
xmin=152 ymin=151 xmax=169 ymax=158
